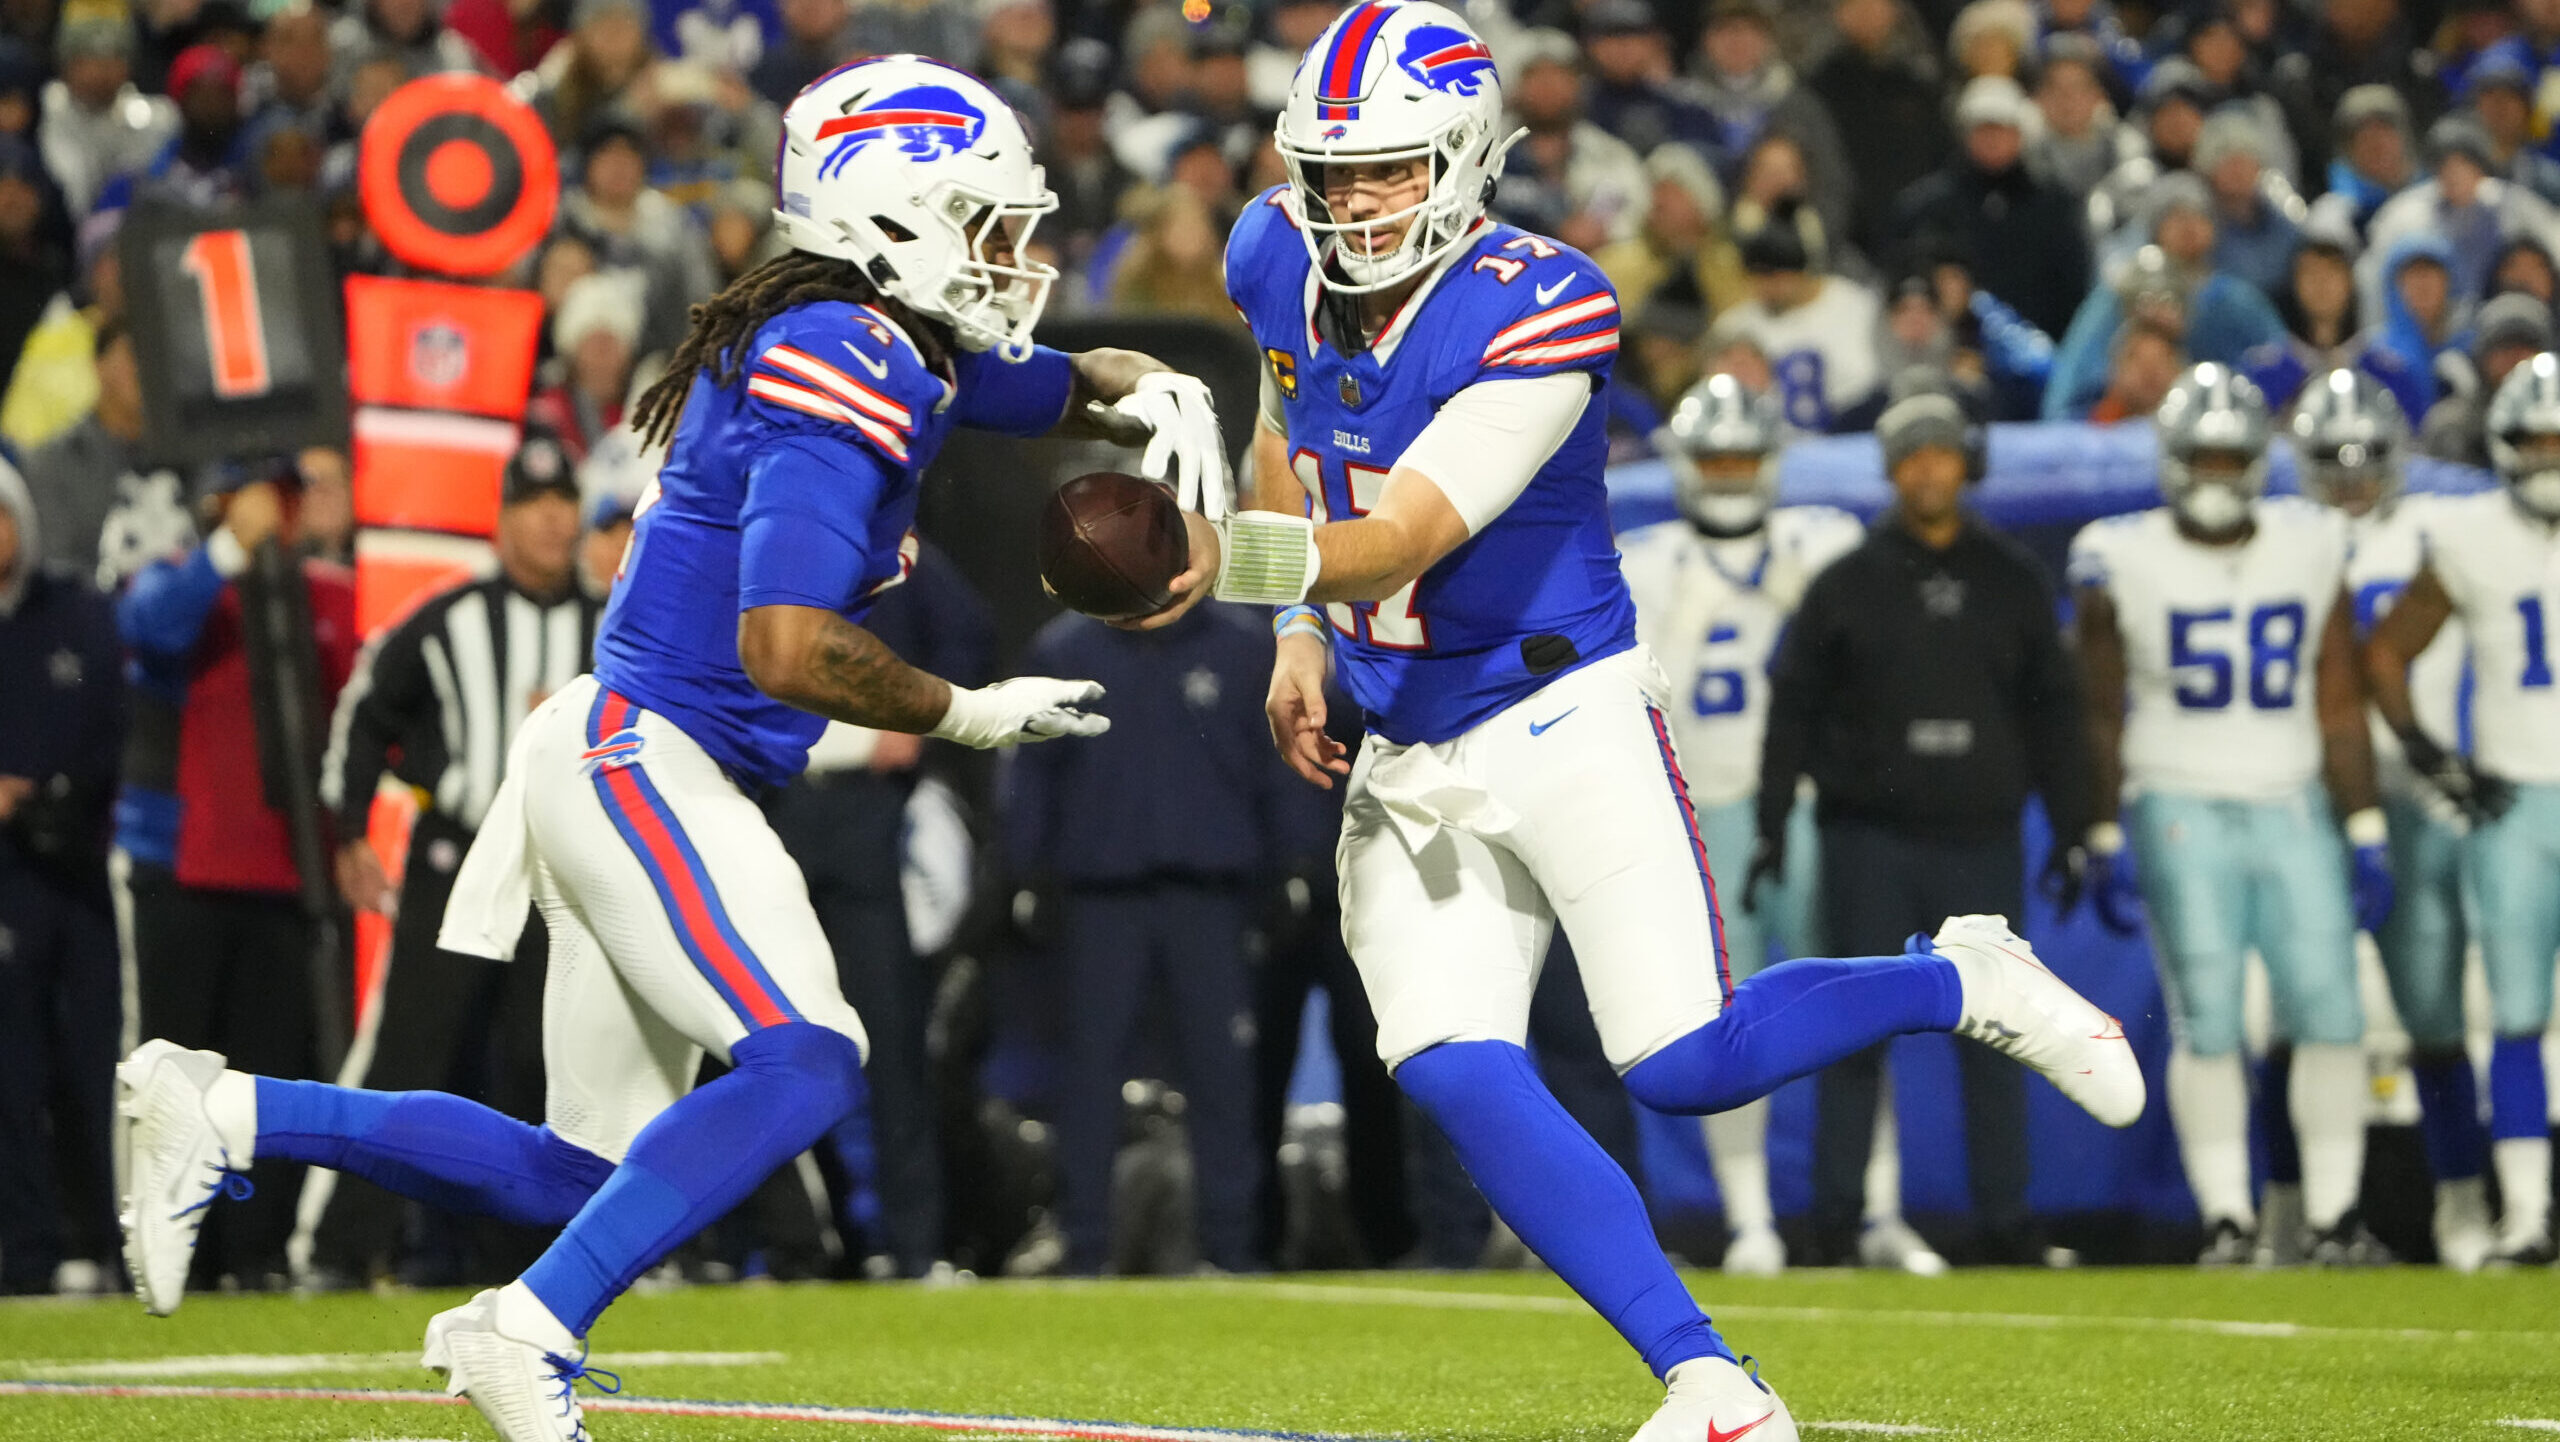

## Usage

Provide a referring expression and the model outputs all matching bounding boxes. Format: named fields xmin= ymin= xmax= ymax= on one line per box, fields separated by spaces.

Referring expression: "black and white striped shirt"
xmin=322 ymin=576 xmax=602 ymax=835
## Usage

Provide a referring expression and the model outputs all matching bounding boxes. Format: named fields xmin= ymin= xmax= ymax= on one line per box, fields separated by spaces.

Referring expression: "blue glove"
xmin=2347 ymin=806 xmax=2395 ymax=933
xmin=2087 ymin=823 xmax=2144 ymax=936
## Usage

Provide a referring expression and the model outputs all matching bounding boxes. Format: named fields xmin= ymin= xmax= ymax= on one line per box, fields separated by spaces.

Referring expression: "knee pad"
xmin=730 ymin=1021 xmax=867 ymax=1125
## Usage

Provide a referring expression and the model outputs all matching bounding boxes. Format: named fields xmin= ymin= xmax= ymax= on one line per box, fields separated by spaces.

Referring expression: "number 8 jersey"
xmin=2068 ymin=495 xmax=2350 ymax=799
xmin=1226 ymin=186 xmax=1635 ymax=746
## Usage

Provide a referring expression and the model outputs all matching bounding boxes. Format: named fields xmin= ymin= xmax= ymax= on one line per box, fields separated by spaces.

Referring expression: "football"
xmin=1037 ymin=470 xmax=1190 ymax=621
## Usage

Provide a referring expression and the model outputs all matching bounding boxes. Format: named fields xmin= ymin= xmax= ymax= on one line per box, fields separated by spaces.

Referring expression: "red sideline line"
xmin=0 ymin=1381 xmax=1381 ymax=1442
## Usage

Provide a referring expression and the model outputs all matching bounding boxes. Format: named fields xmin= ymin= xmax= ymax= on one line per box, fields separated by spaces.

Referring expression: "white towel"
xmin=436 ymin=764 xmax=532 ymax=961
xmin=1360 ymin=741 xmax=1518 ymax=852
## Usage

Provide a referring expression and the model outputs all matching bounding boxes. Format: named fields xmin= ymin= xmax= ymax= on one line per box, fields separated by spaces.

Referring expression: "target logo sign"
xmin=360 ymin=74 xmax=558 ymax=278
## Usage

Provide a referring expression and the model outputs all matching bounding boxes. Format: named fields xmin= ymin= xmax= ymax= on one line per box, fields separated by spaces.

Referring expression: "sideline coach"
xmin=1753 ymin=386 xmax=2095 ymax=1266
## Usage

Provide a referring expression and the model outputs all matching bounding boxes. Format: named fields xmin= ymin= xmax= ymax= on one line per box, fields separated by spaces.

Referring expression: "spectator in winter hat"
xmin=2027 ymin=35 xmax=2122 ymax=202
xmin=1582 ymin=0 xmax=1717 ymax=159
xmin=527 ymin=269 xmax=645 ymax=462
xmin=2419 ymin=291 xmax=2553 ymax=464
xmin=1718 ymin=201 xmax=1885 ymax=431
xmin=2266 ymin=0 xmax=2441 ymax=188
xmin=1808 ymin=0 xmax=1951 ymax=257
xmin=2191 ymin=110 xmax=2300 ymax=296
xmin=2371 ymin=233 xmax=2467 ymax=403
xmin=2088 ymin=59 xmax=2212 ymax=243
xmin=41 ymin=18 xmax=178 ymax=221
xmin=2046 ymin=181 xmax=2285 ymax=417
xmin=1894 ymin=74 xmax=2092 ymax=338
xmin=2459 ymin=53 xmax=2560 ymax=207
xmin=1595 ymin=144 xmax=1749 ymax=328
xmin=2303 ymin=85 xmax=2418 ymax=241
xmin=2360 ymin=113 xmax=2560 ymax=328
xmin=1689 ymin=0 xmax=1855 ymax=245
xmin=2242 ymin=217 xmax=2428 ymax=416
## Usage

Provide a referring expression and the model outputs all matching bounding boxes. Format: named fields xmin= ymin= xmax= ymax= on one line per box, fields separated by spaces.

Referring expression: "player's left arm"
xmin=2314 ymin=584 xmax=2381 ymax=817
xmin=1143 ymin=372 xmax=1594 ymax=625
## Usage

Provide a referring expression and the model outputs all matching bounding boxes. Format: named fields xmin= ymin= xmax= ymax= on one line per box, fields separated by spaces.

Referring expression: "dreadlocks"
xmin=630 ymin=250 xmax=952 ymax=450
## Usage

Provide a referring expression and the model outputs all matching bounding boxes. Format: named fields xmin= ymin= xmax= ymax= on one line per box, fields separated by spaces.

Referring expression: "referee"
xmin=299 ymin=432 xmax=601 ymax=1284
xmin=1754 ymin=388 xmax=2096 ymax=1267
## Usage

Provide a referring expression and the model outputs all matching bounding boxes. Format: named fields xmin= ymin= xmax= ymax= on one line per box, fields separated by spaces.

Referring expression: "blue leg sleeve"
xmin=1397 ymin=1040 xmax=1730 ymax=1379
xmin=2411 ymin=1051 xmax=2487 ymax=1182
xmin=255 ymin=1078 xmax=614 ymax=1229
xmin=2490 ymin=1036 xmax=2549 ymax=1144
xmin=522 ymin=1022 xmax=864 ymax=1335
xmin=1620 ymin=952 xmax=1961 ymax=1115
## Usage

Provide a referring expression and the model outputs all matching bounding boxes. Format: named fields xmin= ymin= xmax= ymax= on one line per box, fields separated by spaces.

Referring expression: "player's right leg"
xmin=421 ymin=679 xmax=871 ymax=1442
xmin=2469 ymin=784 xmax=2560 ymax=1264
xmin=2376 ymin=792 xmax=2491 ymax=1268
xmin=1334 ymin=739 xmax=1792 ymax=1441
xmin=2125 ymin=792 xmax=2257 ymax=1262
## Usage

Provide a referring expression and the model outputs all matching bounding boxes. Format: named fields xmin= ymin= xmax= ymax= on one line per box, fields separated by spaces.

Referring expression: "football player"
xmin=2071 ymin=364 xmax=2390 ymax=1267
xmin=113 ymin=56 xmax=1227 ymax=1442
xmin=2290 ymin=369 xmax=2493 ymax=1271
xmin=1617 ymin=376 xmax=1874 ymax=1279
xmin=2367 ymin=352 xmax=2560 ymax=1266
xmin=1145 ymin=7 xmax=2143 ymax=1438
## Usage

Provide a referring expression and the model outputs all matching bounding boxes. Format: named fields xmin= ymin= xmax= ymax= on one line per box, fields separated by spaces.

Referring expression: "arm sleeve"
xmin=320 ymin=618 xmax=428 ymax=836
xmin=1757 ymin=571 xmax=1837 ymax=843
xmin=2040 ymin=290 xmax=2120 ymax=422
xmin=2017 ymin=569 xmax=2097 ymax=842
xmin=1393 ymin=373 xmax=1592 ymax=533
xmin=950 ymin=344 xmax=1075 ymax=437
xmin=737 ymin=433 xmax=891 ymax=612
xmin=117 ymin=541 xmax=233 ymax=659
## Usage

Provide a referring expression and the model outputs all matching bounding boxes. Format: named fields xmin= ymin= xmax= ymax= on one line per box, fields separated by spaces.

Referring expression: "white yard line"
xmin=1173 ymin=1278 xmax=2560 ymax=1345
xmin=2 ymin=1350 xmax=784 ymax=1381
xmin=2497 ymin=1423 xmax=2560 ymax=1433
xmin=1803 ymin=1426 xmax=1946 ymax=1436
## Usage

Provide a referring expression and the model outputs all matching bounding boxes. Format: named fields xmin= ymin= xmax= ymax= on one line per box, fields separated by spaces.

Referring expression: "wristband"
xmin=2343 ymin=806 xmax=2388 ymax=848
xmin=1273 ymin=604 xmax=1327 ymax=642
xmin=1213 ymin=510 xmax=1318 ymax=605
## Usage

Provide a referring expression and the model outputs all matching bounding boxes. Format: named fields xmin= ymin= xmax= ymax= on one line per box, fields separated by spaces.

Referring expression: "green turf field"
xmin=3 ymin=1268 xmax=2556 ymax=1441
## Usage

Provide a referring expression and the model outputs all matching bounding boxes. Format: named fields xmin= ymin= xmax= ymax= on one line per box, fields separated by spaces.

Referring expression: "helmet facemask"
xmin=2495 ymin=427 xmax=2560 ymax=520
xmin=2164 ymin=444 xmax=2265 ymax=537
xmin=1279 ymin=118 xmax=1510 ymax=294
xmin=1667 ymin=447 xmax=1780 ymax=537
xmin=907 ymin=180 xmax=1059 ymax=360
xmin=2299 ymin=439 xmax=2402 ymax=518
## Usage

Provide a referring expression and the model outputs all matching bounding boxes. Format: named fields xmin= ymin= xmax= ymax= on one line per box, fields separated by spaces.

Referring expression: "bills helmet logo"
xmin=1323 ymin=124 xmax=1349 ymax=140
xmin=815 ymin=84 xmax=988 ymax=177
xmin=1395 ymin=25 xmax=1496 ymax=96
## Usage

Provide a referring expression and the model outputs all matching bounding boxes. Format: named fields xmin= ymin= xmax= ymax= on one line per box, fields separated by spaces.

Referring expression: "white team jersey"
xmin=2068 ymin=496 xmax=2350 ymax=801
xmin=2420 ymin=489 xmax=2560 ymax=783
xmin=2346 ymin=495 xmax=2468 ymax=789
xmin=1619 ymin=506 xmax=1865 ymax=807
xmin=1717 ymin=279 xmax=1883 ymax=433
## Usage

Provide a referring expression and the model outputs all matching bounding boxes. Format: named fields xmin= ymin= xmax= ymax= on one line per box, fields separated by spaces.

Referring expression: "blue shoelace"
xmin=170 ymin=1150 xmax=254 ymax=1221
xmin=543 ymin=1346 xmax=622 ymax=1437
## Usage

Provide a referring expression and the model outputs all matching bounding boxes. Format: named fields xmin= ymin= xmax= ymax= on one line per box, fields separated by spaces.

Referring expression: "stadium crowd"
xmin=0 ymin=0 xmax=2553 ymax=1296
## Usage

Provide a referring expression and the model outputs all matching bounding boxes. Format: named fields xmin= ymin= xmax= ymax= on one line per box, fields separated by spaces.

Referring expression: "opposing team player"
xmin=1617 ymin=376 xmax=1864 ymax=1279
xmin=115 ymin=57 xmax=1228 ymax=1441
xmin=2290 ymin=370 xmax=2494 ymax=1270
xmin=1150 ymin=7 xmax=2142 ymax=1437
xmin=2070 ymin=365 xmax=2391 ymax=1266
xmin=2367 ymin=352 xmax=2560 ymax=1266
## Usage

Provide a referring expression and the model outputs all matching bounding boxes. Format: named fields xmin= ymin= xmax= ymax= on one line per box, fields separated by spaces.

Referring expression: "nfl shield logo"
xmin=1339 ymin=373 xmax=1361 ymax=407
xmin=410 ymin=322 xmax=469 ymax=390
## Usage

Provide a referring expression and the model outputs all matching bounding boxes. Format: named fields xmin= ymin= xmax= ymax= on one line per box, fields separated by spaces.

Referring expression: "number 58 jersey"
xmin=2068 ymin=496 xmax=2350 ymax=800
xmin=1226 ymin=188 xmax=1635 ymax=746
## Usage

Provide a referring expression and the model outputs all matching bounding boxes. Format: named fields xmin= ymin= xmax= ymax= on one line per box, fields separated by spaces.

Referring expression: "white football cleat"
xmin=1628 ymin=1356 xmax=1797 ymax=1442
xmin=1722 ymin=1225 xmax=1786 ymax=1278
xmin=1928 ymin=915 xmax=2145 ymax=1128
xmin=1857 ymin=1217 xmax=1947 ymax=1277
xmin=2436 ymin=1177 xmax=2496 ymax=1273
xmin=117 ymin=1039 xmax=252 ymax=1316
xmin=424 ymin=1285 xmax=613 ymax=1442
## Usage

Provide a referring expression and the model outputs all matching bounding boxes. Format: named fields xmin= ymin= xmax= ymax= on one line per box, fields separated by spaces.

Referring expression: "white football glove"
xmin=928 ymin=677 xmax=1109 ymax=749
xmin=1109 ymin=371 xmax=1231 ymax=520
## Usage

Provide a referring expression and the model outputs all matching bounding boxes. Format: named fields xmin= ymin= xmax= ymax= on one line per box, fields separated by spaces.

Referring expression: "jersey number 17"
xmin=1293 ymin=449 xmax=1428 ymax=650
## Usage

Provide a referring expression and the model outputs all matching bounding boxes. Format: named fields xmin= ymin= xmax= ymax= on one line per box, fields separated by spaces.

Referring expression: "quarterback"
xmin=1147 ymin=6 xmax=2144 ymax=1438
xmin=113 ymin=56 xmax=1226 ymax=1442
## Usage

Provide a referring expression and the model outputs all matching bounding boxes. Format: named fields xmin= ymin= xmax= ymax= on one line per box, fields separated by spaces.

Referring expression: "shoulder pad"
xmin=742 ymin=303 xmax=941 ymax=465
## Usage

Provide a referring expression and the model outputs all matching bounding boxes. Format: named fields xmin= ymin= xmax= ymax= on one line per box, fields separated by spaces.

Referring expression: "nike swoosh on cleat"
xmin=841 ymin=341 xmax=891 ymax=379
xmin=1535 ymin=277 xmax=1573 ymax=305
xmin=1528 ymin=707 xmax=1577 ymax=735
xmin=1706 ymin=1412 xmax=1774 ymax=1442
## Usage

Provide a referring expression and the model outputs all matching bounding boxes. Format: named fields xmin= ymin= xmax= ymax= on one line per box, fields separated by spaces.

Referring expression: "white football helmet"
xmin=1660 ymin=375 xmax=1783 ymax=538
xmin=2156 ymin=362 xmax=2270 ymax=536
xmin=772 ymin=56 xmax=1058 ymax=360
xmin=2488 ymin=350 xmax=2560 ymax=520
xmin=1275 ymin=1 xmax=1521 ymax=293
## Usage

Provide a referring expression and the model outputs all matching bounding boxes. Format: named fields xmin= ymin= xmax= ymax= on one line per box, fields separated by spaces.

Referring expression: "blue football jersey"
xmin=1226 ymin=187 xmax=1636 ymax=745
xmin=594 ymin=300 xmax=1071 ymax=787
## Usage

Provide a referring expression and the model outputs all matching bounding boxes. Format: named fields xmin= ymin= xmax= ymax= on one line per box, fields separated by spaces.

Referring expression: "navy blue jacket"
xmin=0 ymin=561 xmax=125 ymax=880
xmin=1000 ymin=603 xmax=1291 ymax=888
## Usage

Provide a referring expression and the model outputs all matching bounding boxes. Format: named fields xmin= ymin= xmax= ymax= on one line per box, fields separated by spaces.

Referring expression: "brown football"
xmin=1037 ymin=470 xmax=1189 ymax=621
